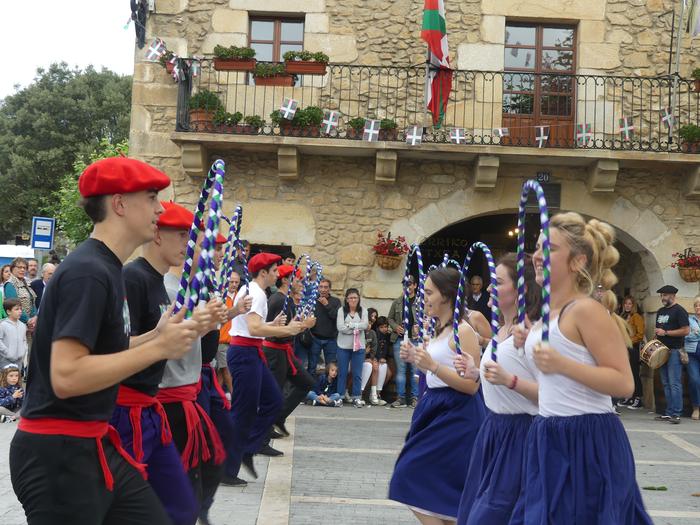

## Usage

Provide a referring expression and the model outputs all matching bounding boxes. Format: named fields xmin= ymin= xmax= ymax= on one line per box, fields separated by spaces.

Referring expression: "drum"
xmin=640 ymin=339 xmax=670 ymax=369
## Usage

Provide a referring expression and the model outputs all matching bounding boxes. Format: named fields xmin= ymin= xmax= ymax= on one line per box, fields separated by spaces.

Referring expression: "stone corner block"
xmin=456 ymin=43 xmax=504 ymax=71
xmin=278 ymin=146 xmax=300 ymax=180
xmin=305 ymin=13 xmax=329 ymax=33
xmin=375 ymin=151 xmax=398 ymax=184
xmin=212 ymin=9 xmax=248 ymax=34
xmin=684 ymin=165 xmax=700 ymax=199
xmin=181 ymin=143 xmax=208 ymax=178
xmin=587 ymin=159 xmax=619 ymax=193
xmin=480 ymin=15 xmax=505 ymax=44
xmin=156 ymin=0 xmax=188 ymax=15
xmin=473 ymin=155 xmax=500 ymax=190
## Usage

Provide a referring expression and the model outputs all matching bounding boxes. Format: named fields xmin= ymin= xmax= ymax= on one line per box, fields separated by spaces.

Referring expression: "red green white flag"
xmin=421 ymin=0 xmax=452 ymax=127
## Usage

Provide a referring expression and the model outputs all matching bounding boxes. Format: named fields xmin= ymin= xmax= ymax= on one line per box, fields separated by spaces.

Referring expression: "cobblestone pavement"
xmin=2 ymin=405 xmax=700 ymax=524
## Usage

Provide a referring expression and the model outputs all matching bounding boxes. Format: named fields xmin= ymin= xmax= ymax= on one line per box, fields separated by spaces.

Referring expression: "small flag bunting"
xmin=405 ymin=126 xmax=423 ymax=146
xmin=661 ymin=107 xmax=675 ymax=131
xmin=145 ymin=38 xmax=167 ymax=61
xmin=575 ymin=123 xmax=592 ymax=147
xmin=535 ymin=126 xmax=549 ymax=148
xmin=279 ymin=98 xmax=298 ymax=120
xmin=322 ymin=111 xmax=340 ymax=135
xmin=450 ymin=128 xmax=466 ymax=144
xmin=363 ymin=119 xmax=380 ymax=142
xmin=494 ymin=127 xmax=510 ymax=138
xmin=619 ymin=117 xmax=634 ymax=141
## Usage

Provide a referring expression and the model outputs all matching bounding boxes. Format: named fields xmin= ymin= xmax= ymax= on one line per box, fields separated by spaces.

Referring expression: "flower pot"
xmin=254 ymin=75 xmax=295 ymax=87
xmin=217 ymin=124 xmax=260 ymax=135
xmin=278 ymin=122 xmax=321 ymax=137
xmin=375 ymin=254 xmax=403 ymax=270
xmin=285 ymin=61 xmax=327 ymax=75
xmin=189 ymin=109 xmax=216 ymax=132
xmin=681 ymin=141 xmax=700 ymax=153
xmin=678 ymin=267 xmax=700 ymax=282
xmin=214 ymin=58 xmax=257 ymax=72
xmin=346 ymin=128 xmax=364 ymax=140
xmin=346 ymin=128 xmax=398 ymax=141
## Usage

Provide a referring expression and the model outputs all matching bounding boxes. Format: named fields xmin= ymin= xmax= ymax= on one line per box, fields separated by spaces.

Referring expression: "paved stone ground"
xmin=2 ymin=405 xmax=700 ymax=524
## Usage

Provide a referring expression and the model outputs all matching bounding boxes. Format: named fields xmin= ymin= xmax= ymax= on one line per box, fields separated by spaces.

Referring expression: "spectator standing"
xmin=30 ymin=263 xmax=56 ymax=309
xmin=26 ymin=258 xmax=39 ymax=283
xmin=685 ymin=296 xmax=700 ymax=421
xmin=467 ymin=275 xmax=491 ymax=321
xmin=3 ymin=258 xmax=37 ymax=333
xmin=0 ymin=364 xmax=23 ymax=422
xmin=230 ymin=240 xmax=250 ymax=281
xmin=336 ymin=288 xmax=369 ymax=407
xmin=0 ymin=299 xmax=27 ymax=368
xmin=309 ymin=278 xmax=341 ymax=375
xmin=1 ymin=265 xmax=11 ymax=285
xmin=0 ymin=265 xmax=10 ymax=319
xmin=654 ymin=285 xmax=690 ymax=424
xmin=387 ymin=275 xmax=419 ymax=408
xmin=620 ymin=296 xmax=645 ymax=410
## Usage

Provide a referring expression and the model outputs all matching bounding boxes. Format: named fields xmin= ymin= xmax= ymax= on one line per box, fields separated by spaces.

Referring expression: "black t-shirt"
xmin=656 ymin=303 xmax=690 ymax=349
xmin=265 ymin=291 xmax=295 ymax=344
xmin=23 ymin=239 xmax=130 ymax=421
xmin=201 ymin=330 xmax=220 ymax=364
xmin=121 ymin=257 xmax=170 ymax=396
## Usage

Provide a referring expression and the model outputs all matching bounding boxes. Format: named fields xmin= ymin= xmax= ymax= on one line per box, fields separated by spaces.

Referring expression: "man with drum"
xmin=654 ymin=285 xmax=689 ymax=424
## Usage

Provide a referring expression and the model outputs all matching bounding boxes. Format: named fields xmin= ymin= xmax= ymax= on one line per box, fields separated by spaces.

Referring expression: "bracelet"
xmin=432 ymin=363 xmax=440 ymax=375
xmin=508 ymin=375 xmax=518 ymax=390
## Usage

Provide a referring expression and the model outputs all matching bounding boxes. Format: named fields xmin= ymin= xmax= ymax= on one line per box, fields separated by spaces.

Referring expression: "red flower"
xmin=673 ymin=248 xmax=700 ymax=268
xmin=372 ymin=230 xmax=410 ymax=256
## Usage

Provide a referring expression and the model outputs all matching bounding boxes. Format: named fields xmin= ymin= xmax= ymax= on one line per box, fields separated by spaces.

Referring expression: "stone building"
xmin=130 ymin=0 xmax=700 ymax=322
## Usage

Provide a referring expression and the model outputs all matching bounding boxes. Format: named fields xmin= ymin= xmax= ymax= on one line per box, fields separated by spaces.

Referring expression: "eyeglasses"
xmin=14 ymin=266 xmax=27 ymax=270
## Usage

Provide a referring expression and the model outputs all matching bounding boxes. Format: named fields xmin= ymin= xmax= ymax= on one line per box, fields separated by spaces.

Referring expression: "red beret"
xmin=79 ymin=157 xmax=171 ymax=198
xmin=215 ymin=233 xmax=227 ymax=245
xmin=277 ymin=265 xmax=301 ymax=280
xmin=248 ymin=253 xmax=281 ymax=274
xmin=157 ymin=202 xmax=194 ymax=230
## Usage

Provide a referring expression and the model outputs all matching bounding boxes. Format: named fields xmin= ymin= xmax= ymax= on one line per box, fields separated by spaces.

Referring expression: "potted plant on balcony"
xmin=270 ymin=106 xmax=323 ymax=137
xmin=680 ymin=124 xmax=700 ymax=153
xmin=213 ymin=45 xmax=257 ymax=71
xmin=692 ymin=68 xmax=700 ymax=93
xmin=672 ymin=249 xmax=700 ymax=282
xmin=372 ymin=231 xmax=409 ymax=270
xmin=379 ymin=119 xmax=399 ymax=141
xmin=243 ymin=115 xmax=264 ymax=133
xmin=213 ymin=109 xmax=242 ymax=133
xmin=253 ymin=63 xmax=295 ymax=86
xmin=283 ymin=50 xmax=330 ymax=75
xmin=188 ymin=89 xmax=223 ymax=131
xmin=346 ymin=117 xmax=366 ymax=140
xmin=159 ymin=50 xmax=175 ymax=73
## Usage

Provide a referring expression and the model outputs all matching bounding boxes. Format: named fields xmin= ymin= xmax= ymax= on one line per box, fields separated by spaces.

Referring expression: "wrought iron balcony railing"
xmin=175 ymin=61 xmax=700 ymax=153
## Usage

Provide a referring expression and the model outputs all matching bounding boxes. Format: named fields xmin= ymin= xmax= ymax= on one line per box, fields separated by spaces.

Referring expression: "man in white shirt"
xmin=222 ymin=253 xmax=304 ymax=486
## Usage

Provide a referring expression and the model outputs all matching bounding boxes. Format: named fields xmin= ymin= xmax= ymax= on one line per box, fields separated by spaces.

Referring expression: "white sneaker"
xmin=370 ymin=395 xmax=379 ymax=406
xmin=334 ymin=399 xmax=343 ymax=407
xmin=343 ymin=392 xmax=352 ymax=403
xmin=353 ymin=398 xmax=366 ymax=408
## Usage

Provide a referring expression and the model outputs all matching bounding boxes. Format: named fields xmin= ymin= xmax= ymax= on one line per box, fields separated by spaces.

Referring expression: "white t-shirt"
xmin=229 ymin=281 xmax=267 ymax=339
xmin=426 ymin=332 xmax=459 ymax=389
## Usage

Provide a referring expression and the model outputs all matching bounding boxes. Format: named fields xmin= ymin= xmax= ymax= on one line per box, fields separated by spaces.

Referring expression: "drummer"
xmin=654 ymin=285 xmax=689 ymax=424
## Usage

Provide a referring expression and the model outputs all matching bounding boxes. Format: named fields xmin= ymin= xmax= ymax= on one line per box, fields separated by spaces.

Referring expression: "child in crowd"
xmin=0 ymin=364 xmax=23 ymax=422
xmin=371 ymin=317 xmax=393 ymax=405
xmin=307 ymin=362 xmax=342 ymax=406
xmin=0 ymin=299 xmax=28 ymax=368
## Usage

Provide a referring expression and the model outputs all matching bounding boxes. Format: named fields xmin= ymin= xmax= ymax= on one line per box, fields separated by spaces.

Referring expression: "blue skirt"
xmin=509 ymin=413 xmax=653 ymax=525
xmin=458 ymin=412 xmax=534 ymax=525
xmin=389 ymin=387 xmax=486 ymax=519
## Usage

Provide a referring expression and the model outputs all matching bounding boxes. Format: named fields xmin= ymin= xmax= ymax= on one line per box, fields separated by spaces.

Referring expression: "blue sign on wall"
xmin=31 ymin=217 xmax=55 ymax=250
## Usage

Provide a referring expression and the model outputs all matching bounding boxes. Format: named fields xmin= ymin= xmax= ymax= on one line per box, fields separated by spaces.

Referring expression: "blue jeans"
xmin=336 ymin=347 xmax=365 ymax=398
xmin=686 ymin=352 xmax=700 ymax=407
xmin=393 ymin=339 xmax=419 ymax=401
xmin=309 ymin=336 xmax=338 ymax=376
xmin=660 ymin=348 xmax=683 ymax=417
xmin=306 ymin=392 xmax=341 ymax=405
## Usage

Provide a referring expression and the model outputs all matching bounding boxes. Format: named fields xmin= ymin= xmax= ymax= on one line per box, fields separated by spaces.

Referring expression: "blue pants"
xmin=225 ymin=344 xmax=283 ymax=478
xmin=336 ymin=346 xmax=365 ymax=398
xmin=660 ymin=348 xmax=683 ymax=417
xmin=111 ymin=405 xmax=198 ymax=525
xmin=306 ymin=392 xmax=342 ymax=404
xmin=309 ymin=336 xmax=338 ymax=375
xmin=686 ymin=352 xmax=700 ymax=407
xmin=393 ymin=339 xmax=419 ymax=401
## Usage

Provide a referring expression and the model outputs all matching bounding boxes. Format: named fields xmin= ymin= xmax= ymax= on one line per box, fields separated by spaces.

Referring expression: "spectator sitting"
xmin=374 ymin=316 xmax=393 ymax=404
xmin=0 ymin=299 xmax=28 ymax=368
xmin=368 ymin=307 xmax=378 ymax=332
xmin=0 ymin=364 xmax=23 ymax=422
xmin=306 ymin=362 xmax=342 ymax=407
xmin=360 ymin=321 xmax=381 ymax=405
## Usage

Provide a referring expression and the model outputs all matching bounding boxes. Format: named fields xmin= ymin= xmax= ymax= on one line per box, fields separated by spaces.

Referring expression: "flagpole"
xmin=670 ymin=0 xmax=686 ymax=143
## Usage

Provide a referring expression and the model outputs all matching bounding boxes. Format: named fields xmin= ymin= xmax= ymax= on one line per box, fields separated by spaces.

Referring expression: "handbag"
xmin=680 ymin=349 xmax=690 ymax=365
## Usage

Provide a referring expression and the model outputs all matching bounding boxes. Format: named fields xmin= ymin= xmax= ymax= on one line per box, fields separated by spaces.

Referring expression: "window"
xmin=249 ymin=18 xmax=304 ymax=62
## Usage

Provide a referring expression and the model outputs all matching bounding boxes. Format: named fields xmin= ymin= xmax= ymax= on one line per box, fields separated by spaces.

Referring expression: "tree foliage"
xmin=0 ymin=63 xmax=131 ymax=241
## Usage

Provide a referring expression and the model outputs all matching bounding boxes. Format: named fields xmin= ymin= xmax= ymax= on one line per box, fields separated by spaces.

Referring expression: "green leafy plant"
xmin=213 ymin=45 xmax=256 ymax=60
xmin=380 ymin=118 xmax=398 ymax=130
xmin=213 ymin=109 xmax=243 ymax=126
xmin=244 ymin=115 xmax=264 ymax=128
xmin=348 ymin=117 xmax=366 ymax=131
xmin=679 ymin=124 xmax=700 ymax=143
xmin=283 ymin=50 xmax=329 ymax=63
xmin=158 ymin=50 xmax=175 ymax=68
xmin=691 ymin=68 xmax=700 ymax=80
xmin=254 ymin=63 xmax=287 ymax=78
xmin=270 ymin=106 xmax=324 ymax=127
xmin=188 ymin=89 xmax=223 ymax=111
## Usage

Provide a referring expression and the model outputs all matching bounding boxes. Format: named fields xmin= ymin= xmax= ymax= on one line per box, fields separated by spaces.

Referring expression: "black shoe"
xmin=274 ymin=422 xmax=290 ymax=437
xmin=270 ymin=429 xmax=285 ymax=439
xmin=220 ymin=475 xmax=248 ymax=487
xmin=258 ymin=444 xmax=284 ymax=457
xmin=654 ymin=415 xmax=671 ymax=421
xmin=198 ymin=510 xmax=212 ymax=525
xmin=626 ymin=398 xmax=642 ymax=410
xmin=670 ymin=416 xmax=681 ymax=424
xmin=242 ymin=454 xmax=258 ymax=479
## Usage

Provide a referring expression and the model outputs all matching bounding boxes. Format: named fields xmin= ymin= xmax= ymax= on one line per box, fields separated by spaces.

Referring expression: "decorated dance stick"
xmin=174 ymin=159 xmax=225 ymax=315
xmin=299 ymin=261 xmax=323 ymax=318
xmin=402 ymin=244 xmax=426 ymax=342
xmin=452 ymin=242 xmax=499 ymax=357
xmin=219 ymin=205 xmax=244 ymax=300
xmin=516 ymin=180 xmax=551 ymax=342
xmin=282 ymin=253 xmax=313 ymax=315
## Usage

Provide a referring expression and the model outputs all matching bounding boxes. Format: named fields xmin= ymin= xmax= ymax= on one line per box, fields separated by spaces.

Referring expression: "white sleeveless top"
xmin=480 ymin=335 xmax=539 ymax=415
xmin=426 ymin=333 xmax=459 ymax=389
xmin=525 ymin=315 xmax=613 ymax=417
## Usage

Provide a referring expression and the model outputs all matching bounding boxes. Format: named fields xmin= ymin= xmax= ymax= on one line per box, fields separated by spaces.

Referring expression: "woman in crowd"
xmin=0 ymin=265 xmax=9 ymax=319
xmin=510 ymin=212 xmax=652 ymax=524
xmin=336 ymin=288 xmax=369 ymax=407
xmin=456 ymin=253 xmax=541 ymax=525
xmin=389 ymin=266 xmax=485 ymax=524
xmin=684 ymin=296 xmax=700 ymax=421
xmin=2 ymin=258 xmax=37 ymax=330
xmin=619 ymin=295 xmax=645 ymax=410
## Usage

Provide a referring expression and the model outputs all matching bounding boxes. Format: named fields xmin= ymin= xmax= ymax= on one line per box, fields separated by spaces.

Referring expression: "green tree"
xmin=0 ymin=63 xmax=131 ymax=242
xmin=51 ymin=139 xmax=129 ymax=246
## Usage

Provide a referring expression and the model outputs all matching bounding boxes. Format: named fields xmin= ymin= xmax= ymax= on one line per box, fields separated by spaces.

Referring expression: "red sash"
xmin=263 ymin=340 xmax=298 ymax=375
xmin=156 ymin=384 xmax=225 ymax=470
xmin=230 ymin=335 xmax=267 ymax=364
xmin=201 ymin=363 xmax=231 ymax=410
xmin=18 ymin=417 xmax=147 ymax=491
xmin=116 ymin=385 xmax=172 ymax=463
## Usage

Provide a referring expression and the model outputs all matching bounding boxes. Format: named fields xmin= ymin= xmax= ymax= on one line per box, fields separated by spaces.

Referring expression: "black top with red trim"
xmin=22 ymin=239 xmax=130 ymax=421
xmin=121 ymin=257 xmax=171 ymax=396
xmin=265 ymin=291 xmax=295 ymax=344
xmin=201 ymin=330 xmax=220 ymax=364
